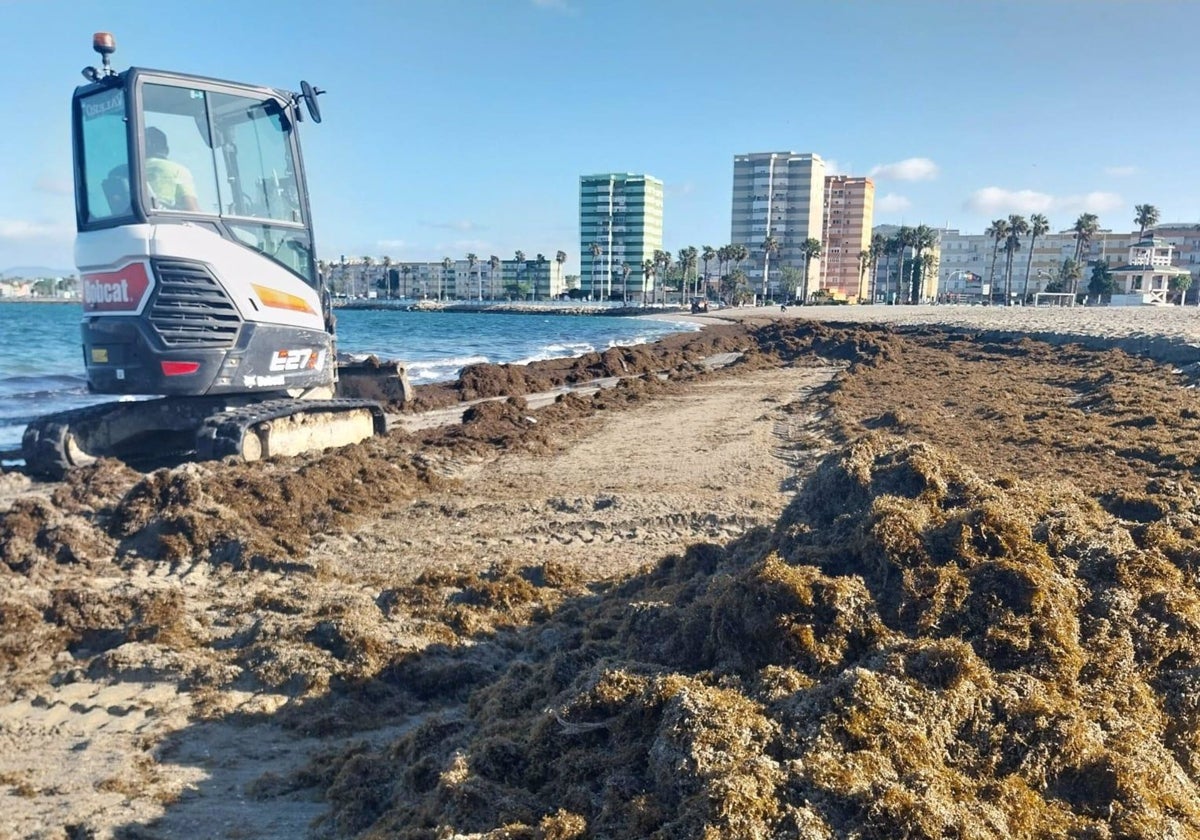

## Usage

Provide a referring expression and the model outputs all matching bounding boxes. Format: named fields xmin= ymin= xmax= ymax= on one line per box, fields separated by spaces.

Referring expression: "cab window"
xmin=141 ymin=83 xmax=222 ymax=214
xmin=210 ymin=92 xmax=303 ymax=224
xmin=78 ymin=87 xmax=133 ymax=223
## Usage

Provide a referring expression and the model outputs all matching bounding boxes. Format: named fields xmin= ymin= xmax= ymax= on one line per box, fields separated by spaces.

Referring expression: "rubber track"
xmin=21 ymin=401 xmax=140 ymax=480
xmin=194 ymin=398 xmax=387 ymax=461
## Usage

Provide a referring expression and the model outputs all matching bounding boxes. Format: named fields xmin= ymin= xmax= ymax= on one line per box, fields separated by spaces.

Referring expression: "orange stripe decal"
xmin=252 ymin=283 xmax=316 ymax=315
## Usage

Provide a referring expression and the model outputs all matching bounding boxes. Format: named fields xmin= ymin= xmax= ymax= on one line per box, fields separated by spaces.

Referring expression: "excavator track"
xmin=195 ymin=398 xmax=387 ymax=462
xmin=21 ymin=397 xmax=386 ymax=479
xmin=22 ymin=403 xmax=117 ymax=479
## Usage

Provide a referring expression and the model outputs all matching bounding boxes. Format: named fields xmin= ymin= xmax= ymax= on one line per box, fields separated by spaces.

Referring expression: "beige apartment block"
xmin=731 ymin=151 xmax=825 ymax=300
xmin=820 ymin=175 xmax=874 ymax=300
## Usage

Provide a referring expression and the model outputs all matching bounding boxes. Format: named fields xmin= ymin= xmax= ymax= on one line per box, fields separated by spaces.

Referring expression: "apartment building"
xmin=327 ymin=257 xmax=568 ymax=300
xmin=731 ymin=152 xmax=825 ymax=299
xmin=580 ymin=173 xmax=664 ymax=300
xmin=821 ymin=176 xmax=874 ymax=299
xmin=1151 ymin=224 xmax=1200 ymax=279
xmin=932 ymin=228 xmax=1193 ymax=300
xmin=500 ymin=256 xmax=567 ymax=299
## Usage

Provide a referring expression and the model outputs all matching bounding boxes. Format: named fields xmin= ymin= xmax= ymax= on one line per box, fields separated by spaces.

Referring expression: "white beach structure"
xmin=1110 ymin=236 xmax=1192 ymax=306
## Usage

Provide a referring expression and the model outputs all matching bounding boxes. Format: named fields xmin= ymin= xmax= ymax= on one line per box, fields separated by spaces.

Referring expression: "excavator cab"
xmin=17 ymin=34 xmax=388 ymax=478
xmin=72 ymin=33 xmax=335 ymax=397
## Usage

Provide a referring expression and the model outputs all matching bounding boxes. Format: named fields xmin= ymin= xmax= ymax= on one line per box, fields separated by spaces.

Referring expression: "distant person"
xmin=144 ymin=127 xmax=199 ymax=211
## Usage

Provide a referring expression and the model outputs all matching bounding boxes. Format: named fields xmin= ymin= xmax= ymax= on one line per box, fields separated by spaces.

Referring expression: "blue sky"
xmin=3 ymin=0 xmax=1198 ymax=271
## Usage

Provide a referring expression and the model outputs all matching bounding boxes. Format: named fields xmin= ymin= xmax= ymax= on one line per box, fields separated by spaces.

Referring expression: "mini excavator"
xmin=20 ymin=33 xmax=409 ymax=478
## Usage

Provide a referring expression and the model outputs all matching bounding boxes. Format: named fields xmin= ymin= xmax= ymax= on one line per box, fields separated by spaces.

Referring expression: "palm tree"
xmin=533 ymin=253 xmax=547 ymax=300
xmin=892 ymin=226 xmax=915 ymax=301
xmin=620 ymin=262 xmax=631 ymax=302
xmin=1072 ymin=213 xmax=1100 ymax=294
xmin=910 ymin=225 xmax=937 ymax=304
xmin=641 ymin=258 xmax=655 ymax=305
xmin=1022 ymin=213 xmax=1049 ymax=303
xmin=467 ymin=253 xmax=479 ymax=301
xmin=1064 ymin=258 xmax=1084 ymax=296
xmin=857 ymin=250 xmax=870 ymax=301
xmin=1134 ymin=204 xmax=1160 ymax=240
xmin=360 ymin=256 xmax=373 ymax=298
xmin=653 ymin=250 xmax=673 ymax=305
xmin=760 ymin=235 xmax=779 ymax=303
xmin=733 ymin=244 xmax=749 ymax=280
xmin=800 ymin=238 xmax=822 ymax=302
xmin=1002 ymin=215 xmax=1029 ymax=305
xmin=881 ymin=235 xmax=901 ymax=303
xmin=555 ymin=250 xmax=567 ymax=299
xmin=868 ymin=233 xmax=885 ymax=302
xmin=488 ymin=255 xmax=500 ymax=300
xmin=401 ymin=264 xmax=412 ymax=299
xmin=984 ymin=219 xmax=1009 ymax=301
xmin=514 ymin=250 xmax=526 ymax=299
xmin=440 ymin=257 xmax=452 ymax=300
xmin=796 ymin=237 xmax=825 ymax=300
xmin=701 ymin=245 xmax=716 ymax=299
xmin=380 ymin=256 xmax=393 ymax=298
xmin=678 ymin=246 xmax=698 ymax=298
xmin=589 ymin=242 xmax=602 ymax=300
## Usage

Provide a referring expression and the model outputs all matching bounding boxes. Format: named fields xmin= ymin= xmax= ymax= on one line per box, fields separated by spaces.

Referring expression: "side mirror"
xmin=300 ymin=80 xmax=323 ymax=124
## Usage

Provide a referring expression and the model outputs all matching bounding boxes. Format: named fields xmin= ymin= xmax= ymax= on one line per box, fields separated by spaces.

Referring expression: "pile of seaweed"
xmin=310 ymin=437 xmax=1200 ymax=838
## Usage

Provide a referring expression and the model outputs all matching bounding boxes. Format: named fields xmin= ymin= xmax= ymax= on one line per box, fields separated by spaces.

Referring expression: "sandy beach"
xmin=3 ymin=304 xmax=1200 ymax=838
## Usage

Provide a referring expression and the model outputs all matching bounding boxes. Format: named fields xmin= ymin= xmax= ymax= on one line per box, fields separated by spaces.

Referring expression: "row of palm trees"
xmin=318 ymin=250 xmax=571 ymax=300
xmin=977 ymin=204 xmax=1161 ymax=302
xmin=857 ymin=225 xmax=939 ymax=304
xmin=588 ymin=240 xmax=836 ymax=305
xmin=327 ymin=237 xmax=834 ymax=306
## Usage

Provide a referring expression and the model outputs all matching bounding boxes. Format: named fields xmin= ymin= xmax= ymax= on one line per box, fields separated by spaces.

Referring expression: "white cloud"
xmin=876 ymin=193 xmax=912 ymax=214
xmin=0 ymin=219 xmax=72 ymax=242
xmin=823 ymin=159 xmax=846 ymax=177
xmin=1104 ymin=165 xmax=1139 ymax=177
xmin=965 ymin=187 xmax=1123 ymax=217
xmin=869 ymin=157 xmax=939 ymax=181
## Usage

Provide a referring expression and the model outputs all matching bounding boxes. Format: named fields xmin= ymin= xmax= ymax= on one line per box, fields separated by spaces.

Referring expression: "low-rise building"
xmin=1110 ymin=236 xmax=1192 ymax=306
xmin=325 ymin=257 xmax=568 ymax=300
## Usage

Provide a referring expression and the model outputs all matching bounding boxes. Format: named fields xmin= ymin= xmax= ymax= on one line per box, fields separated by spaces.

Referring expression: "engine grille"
xmin=148 ymin=260 xmax=241 ymax=348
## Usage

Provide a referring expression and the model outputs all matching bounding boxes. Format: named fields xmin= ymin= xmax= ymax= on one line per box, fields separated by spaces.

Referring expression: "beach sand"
xmin=3 ymin=306 xmax=1200 ymax=837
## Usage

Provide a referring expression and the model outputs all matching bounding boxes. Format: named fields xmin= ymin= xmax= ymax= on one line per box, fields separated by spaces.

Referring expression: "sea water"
xmin=0 ymin=302 xmax=697 ymax=452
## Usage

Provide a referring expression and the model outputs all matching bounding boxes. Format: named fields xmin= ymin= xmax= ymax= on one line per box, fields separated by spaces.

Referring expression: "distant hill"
xmin=1 ymin=266 xmax=75 ymax=279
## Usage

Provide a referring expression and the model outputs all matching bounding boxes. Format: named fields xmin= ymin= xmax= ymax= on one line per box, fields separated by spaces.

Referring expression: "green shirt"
xmin=145 ymin=156 xmax=197 ymax=210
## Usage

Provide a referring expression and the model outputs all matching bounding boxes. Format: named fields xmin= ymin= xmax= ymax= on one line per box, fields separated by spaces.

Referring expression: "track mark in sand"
xmin=0 ymin=681 xmax=181 ymax=736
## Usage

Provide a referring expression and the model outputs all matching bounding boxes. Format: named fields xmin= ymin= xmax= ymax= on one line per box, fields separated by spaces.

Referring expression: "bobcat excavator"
xmin=19 ymin=33 xmax=407 ymax=478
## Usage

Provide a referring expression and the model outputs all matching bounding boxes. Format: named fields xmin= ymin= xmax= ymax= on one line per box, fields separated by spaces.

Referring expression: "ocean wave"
xmin=0 ymin=373 xmax=89 ymax=399
xmin=404 ymin=355 xmax=491 ymax=383
xmin=511 ymin=341 xmax=603 ymax=366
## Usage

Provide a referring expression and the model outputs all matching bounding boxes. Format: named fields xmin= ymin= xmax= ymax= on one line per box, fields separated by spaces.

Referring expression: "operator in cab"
xmin=144 ymin=126 xmax=199 ymax=211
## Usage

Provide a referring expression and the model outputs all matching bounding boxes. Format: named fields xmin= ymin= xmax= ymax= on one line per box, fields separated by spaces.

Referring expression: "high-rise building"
xmin=731 ymin=151 xmax=825 ymax=300
xmin=821 ymin=175 xmax=875 ymax=299
xmin=580 ymin=173 xmax=664 ymax=301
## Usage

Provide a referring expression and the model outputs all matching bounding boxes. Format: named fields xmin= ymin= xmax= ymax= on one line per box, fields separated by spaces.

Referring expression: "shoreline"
xmin=334 ymin=298 xmax=695 ymax=318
